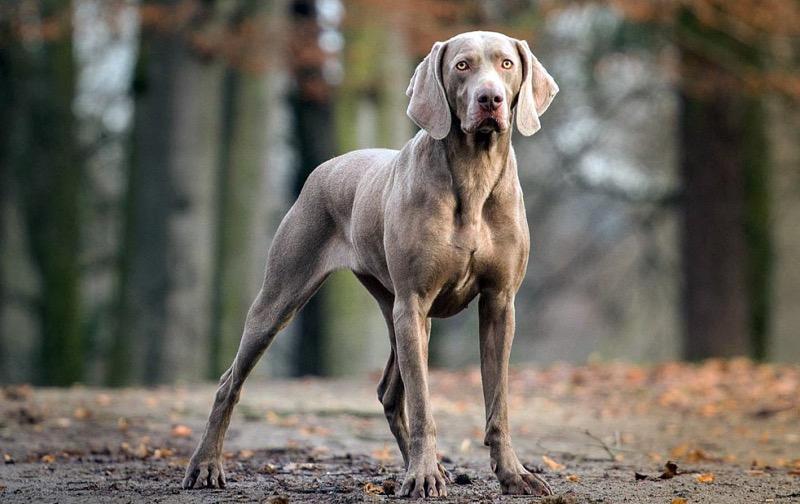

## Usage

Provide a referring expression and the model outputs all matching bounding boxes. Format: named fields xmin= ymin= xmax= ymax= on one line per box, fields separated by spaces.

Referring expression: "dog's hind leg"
xmin=356 ymin=274 xmax=411 ymax=467
xmin=183 ymin=193 xmax=345 ymax=490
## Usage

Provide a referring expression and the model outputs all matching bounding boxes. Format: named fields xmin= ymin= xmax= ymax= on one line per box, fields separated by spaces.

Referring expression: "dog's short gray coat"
xmin=184 ymin=30 xmax=558 ymax=498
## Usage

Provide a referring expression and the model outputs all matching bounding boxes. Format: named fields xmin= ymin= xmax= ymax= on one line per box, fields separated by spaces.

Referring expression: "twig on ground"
xmin=584 ymin=429 xmax=617 ymax=461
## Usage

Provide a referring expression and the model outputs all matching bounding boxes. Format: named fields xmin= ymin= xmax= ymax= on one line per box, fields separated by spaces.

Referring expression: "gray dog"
xmin=183 ymin=30 xmax=558 ymax=498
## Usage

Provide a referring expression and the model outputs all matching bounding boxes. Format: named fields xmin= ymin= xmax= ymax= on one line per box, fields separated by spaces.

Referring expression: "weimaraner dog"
xmin=183 ymin=30 xmax=558 ymax=498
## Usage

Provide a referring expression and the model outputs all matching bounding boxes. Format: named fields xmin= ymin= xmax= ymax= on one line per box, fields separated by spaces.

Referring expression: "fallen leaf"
xmin=372 ymin=444 xmax=392 ymax=462
xmin=298 ymin=425 xmax=331 ymax=437
xmin=238 ymin=449 xmax=255 ymax=460
xmin=54 ymin=417 xmax=71 ymax=428
xmin=95 ymin=393 xmax=112 ymax=406
xmin=381 ymin=479 xmax=397 ymax=495
xmin=73 ymin=407 xmax=91 ymax=420
xmin=566 ymin=474 xmax=580 ymax=482
xmin=660 ymin=461 xmax=679 ymax=479
xmin=170 ymin=424 xmax=192 ymax=438
xmin=152 ymin=448 xmax=174 ymax=459
xmin=121 ymin=442 xmax=149 ymax=459
xmin=788 ymin=469 xmax=800 ymax=477
xmin=671 ymin=498 xmax=687 ymax=504
xmin=685 ymin=448 xmax=715 ymax=462
xmin=634 ymin=472 xmax=649 ymax=480
xmin=41 ymin=454 xmax=56 ymax=464
xmin=363 ymin=482 xmax=384 ymax=495
xmin=542 ymin=455 xmax=565 ymax=471
xmin=3 ymin=453 xmax=14 ymax=464
xmin=696 ymin=473 xmax=715 ymax=483
xmin=260 ymin=463 xmax=278 ymax=474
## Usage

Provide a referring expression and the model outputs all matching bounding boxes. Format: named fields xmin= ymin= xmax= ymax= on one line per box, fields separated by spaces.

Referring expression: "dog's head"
xmin=406 ymin=31 xmax=558 ymax=140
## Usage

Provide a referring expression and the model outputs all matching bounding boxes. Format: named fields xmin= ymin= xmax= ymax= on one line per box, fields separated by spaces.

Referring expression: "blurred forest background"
xmin=0 ymin=0 xmax=798 ymax=386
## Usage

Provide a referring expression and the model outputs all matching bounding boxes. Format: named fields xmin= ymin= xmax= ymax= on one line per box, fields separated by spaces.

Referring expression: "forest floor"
xmin=1 ymin=360 xmax=799 ymax=503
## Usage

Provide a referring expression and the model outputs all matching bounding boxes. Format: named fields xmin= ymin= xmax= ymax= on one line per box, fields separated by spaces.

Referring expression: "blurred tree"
xmin=288 ymin=0 xmax=338 ymax=376
xmin=0 ymin=9 xmax=11 ymax=382
xmin=677 ymin=8 xmax=764 ymax=359
xmin=606 ymin=0 xmax=800 ymax=359
xmin=112 ymin=0 xmax=224 ymax=384
xmin=0 ymin=1 xmax=84 ymax=385
xmin=208 ymin=0 xmax=287 ymax=378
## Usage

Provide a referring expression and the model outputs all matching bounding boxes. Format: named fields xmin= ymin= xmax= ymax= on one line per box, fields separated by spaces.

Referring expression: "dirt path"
xmin=1 ymin=360 xmax=799 ymax=503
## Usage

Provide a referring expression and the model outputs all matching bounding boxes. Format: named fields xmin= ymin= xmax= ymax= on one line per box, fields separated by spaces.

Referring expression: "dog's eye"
xmin=455 ymin=61 xmax=469 ymax=71
xmin=501 ymin=59 xmax=513 ymax=69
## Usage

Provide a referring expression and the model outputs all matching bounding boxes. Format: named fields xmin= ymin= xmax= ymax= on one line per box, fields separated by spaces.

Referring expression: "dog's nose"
xmin=477 ymin=88 xmax=503 ymax=112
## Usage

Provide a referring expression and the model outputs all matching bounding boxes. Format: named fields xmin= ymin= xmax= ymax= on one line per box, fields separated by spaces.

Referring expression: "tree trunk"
xmin=3 ymin=1 xmax=84 ymax=385
xmin=679 ymin=92 xmax=751 ymax=358
xmin=209 ymin=0 xmax=288 ymax=378
xmin=677 ymin=10 xmax=770 ymax=360
xmin=112 ymin=0 xmax=223 ymax=384
xmin=288 ymin=0 xmax=337 ymax=376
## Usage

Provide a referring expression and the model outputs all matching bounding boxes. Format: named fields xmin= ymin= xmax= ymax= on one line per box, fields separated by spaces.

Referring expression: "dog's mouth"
xmin=476 ymin=117 xmax=502 ymax=133
xmin=463 ymin=114 xmax=507 ymax=135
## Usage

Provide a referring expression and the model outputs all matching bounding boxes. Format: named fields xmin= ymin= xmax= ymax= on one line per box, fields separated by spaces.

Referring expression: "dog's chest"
xmin=429 ymin=218 xmax=494 ymax=317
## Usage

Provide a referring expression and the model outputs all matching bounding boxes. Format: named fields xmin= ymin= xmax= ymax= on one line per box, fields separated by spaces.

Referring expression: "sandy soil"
xmin=1 ymin=360 xmax=799 ymax=503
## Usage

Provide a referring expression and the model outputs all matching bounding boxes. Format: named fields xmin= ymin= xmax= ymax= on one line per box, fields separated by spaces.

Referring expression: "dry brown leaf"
xmin=95 ymin=393 xmax=112 ymax=406
xmin=3 ymin=453 xmax=14 ymax=464
xmin=238 ymin=449 xmax=255 ymax=460
xmin=363 ymin=482 xmax=384 ymax=495
xmin=73 ymin=407 xmax=91 ymax=420
xmin=696 ymin=473 xmax=715 ymax=483
xmin=671 ymin=498 xmax=688 ymax=504
xmin=670 ymin=443 xmax=689 ymax=459
xmin=152 ymin=448 xmax=174 ymax=459
xmin=372 ymin=444 xmax=393 ymax=462
xmin=542 ymin=455 xmax=565 ymax=472
xmin=40 ymin=454 xmax=56 ymax=464
xmin=660 ymin=461 xmax=679 ymax=479
xmin=685 ymin=448 xmax=715 ymax=462
xmin=265 ymin=410 xmax=299 ymax=427
xmin=566 ymin=474 xmax=580 ymax=482
xmin=170 ymin=424 xmax=192 ymax=438
xmin=54 ymin=417 xmax=71 ymax=428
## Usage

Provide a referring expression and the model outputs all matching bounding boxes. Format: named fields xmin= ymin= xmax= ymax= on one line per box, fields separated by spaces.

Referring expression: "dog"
xmin=183 ymin=30 xmax=558 ymax=498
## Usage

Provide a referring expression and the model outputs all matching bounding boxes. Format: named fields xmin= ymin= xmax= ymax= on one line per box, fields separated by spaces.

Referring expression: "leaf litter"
xmin=0 ymin=359 xmax=798 ymax=502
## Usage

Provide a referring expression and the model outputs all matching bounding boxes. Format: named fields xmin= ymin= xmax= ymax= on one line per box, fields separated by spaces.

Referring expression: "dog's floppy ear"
xmin=514 ymin=39 xmax=559 ymax=136
xmin=406 ymin=41 xmax=450 ymax=140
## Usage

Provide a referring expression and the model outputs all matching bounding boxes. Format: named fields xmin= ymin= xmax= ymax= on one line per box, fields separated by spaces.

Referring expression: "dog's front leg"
xmin=479 ymin=290 xmax=552 ymax=496
xmin=393 ymin=295 xmax=447 ymax=498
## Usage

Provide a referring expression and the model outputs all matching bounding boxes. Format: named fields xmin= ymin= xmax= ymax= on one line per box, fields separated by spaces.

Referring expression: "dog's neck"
xmin=441 ymin=127 xmax=513 ymax=229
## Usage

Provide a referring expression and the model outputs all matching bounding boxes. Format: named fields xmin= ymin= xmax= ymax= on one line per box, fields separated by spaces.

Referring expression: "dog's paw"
xmin=400 ymin=459 xmax=448 ymax=498
xmin=182 ymin=456 xmax=226 ymax=490
xmin=498 ymin=469 xmax=552 ymax=496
